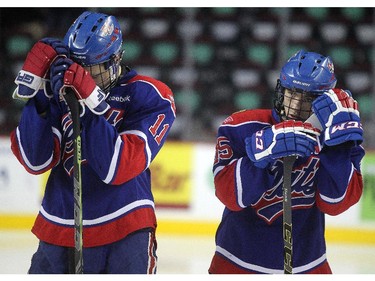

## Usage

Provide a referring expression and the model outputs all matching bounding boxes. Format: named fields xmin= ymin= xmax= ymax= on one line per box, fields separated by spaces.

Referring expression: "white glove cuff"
xmin=84 ymin=86 xmax=110 ymax=115
xmin=14 ymin=70 xmax=43 ymax=98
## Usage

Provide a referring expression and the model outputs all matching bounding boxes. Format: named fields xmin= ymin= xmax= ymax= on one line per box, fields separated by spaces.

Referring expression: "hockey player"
xmin=10 ymin=11 xmax=176 ymax=273
xmin=208 ymin=50 xmax=364 ymax=274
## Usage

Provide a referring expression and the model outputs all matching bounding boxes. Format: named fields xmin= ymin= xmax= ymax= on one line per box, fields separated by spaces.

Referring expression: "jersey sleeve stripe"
xmin=121 ymin=130 xmax=151 ymax=168
xmin=103 ymin=130 xmax=151 ymax=184
xmin=103 ymin=136 xmax=123 ymax=184
xmin=318 ymin=164 xmax=354 ymax=203
xmin=214 ymin=158 xmax=237 ymax=177
xmin=236 ymin=158 xmax=246 ymax=208
xmin=16 ymin=127 xmax=55 ymax=172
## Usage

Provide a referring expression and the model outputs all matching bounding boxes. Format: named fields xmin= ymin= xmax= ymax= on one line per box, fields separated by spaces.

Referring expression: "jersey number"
xmin=149 ymin=114 xmax=169 ymax=145
xmin=214 ymin=136 xmax=233 ymax=165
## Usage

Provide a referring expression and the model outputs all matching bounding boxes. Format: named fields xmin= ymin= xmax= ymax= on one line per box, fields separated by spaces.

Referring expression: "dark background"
xmin=1 ymin=7 xmax=374 ymax=147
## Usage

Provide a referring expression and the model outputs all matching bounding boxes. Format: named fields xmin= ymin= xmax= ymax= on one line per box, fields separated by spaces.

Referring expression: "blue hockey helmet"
xmin=274 ymin=50 xmax=337 ymax=121
xmin=279 ymin=50 xmax=337 ymax=93
xmin=64 ymin=11 xmax=123 ymax=92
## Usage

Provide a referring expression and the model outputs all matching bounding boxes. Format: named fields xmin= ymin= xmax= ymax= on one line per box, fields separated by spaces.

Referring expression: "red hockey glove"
xmin=312 ymin=89 xmax=363 ymax=147
xmin=14 ymin=38 xmax=69 ymax=99
xmin=63 ymin=62 xmax=109 ymax=115
xmin=246 ymin=120 xmax=321 ymax=168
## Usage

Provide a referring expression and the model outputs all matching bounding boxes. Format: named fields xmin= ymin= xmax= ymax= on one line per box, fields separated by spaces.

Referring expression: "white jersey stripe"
xmin=121 ymin=130 xmax=151 ymax=169
xmin=216 ymin=246 xmax=327 ymax=274
xmin=40 ymin=199 xmax=155 ymax=226
xmin=319 ymin=164 xmax=354 ymax=203
xmin=16 ymin=127 xmax=54 ymax=172
xmin=236 ymin=158 xmax=246 ymax=208
xmin=103 ymin=136 xmax=122 ymax=184
xmin=103 ymin=130 xmax=151 ymax=184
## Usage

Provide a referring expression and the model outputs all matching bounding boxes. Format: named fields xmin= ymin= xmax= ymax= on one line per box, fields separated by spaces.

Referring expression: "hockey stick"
xmin=64 ymin=89 xmax=83 ymax=274
xmin=282 ymin=114 xmax=321 ymax=274
xmin=282 ymin=155 xmax=296 ymax=274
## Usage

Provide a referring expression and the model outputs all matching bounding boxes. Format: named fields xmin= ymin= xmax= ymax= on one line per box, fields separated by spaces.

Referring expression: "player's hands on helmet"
xmin=50 ymin=57 xmax=109 ymax=115
xmin=312 ymin=88 xmax=363 ymax=147
xmin=40 ymin=38 xmax=70 ymax=57
xmin=63 ymin=62 xmax=110 ymax=115
xmin=13 ymin=38 xmax=69 ymax=99
xmin=246 ymin=120 xmax=320 ymax=168
xmin=50 ymin=57 xmax=73 ymax=95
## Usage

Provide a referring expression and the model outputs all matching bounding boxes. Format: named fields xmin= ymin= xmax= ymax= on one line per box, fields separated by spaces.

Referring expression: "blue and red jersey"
xmin=209 ymin=109 xmax=364 ymax=274
xmin=10 ymin=69 xmax=176 ymax=247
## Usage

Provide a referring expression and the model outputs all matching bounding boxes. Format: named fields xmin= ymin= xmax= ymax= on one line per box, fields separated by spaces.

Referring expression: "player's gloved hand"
xmin=14 ymin=38 xmax=69 ymax=99
xmin=246 ymin=120 xmax=320 ymax=168
xmin=49 ymin=57 xmax=75 ymax=112
xmin=50 ymin=57 xmax=109 ymax=115
xmin=50 ymin=57 xmax=84 ymax=115
xmin=64 ymin=62 xmax=110 ymax=115
xmin=312 ymin=88 xmax=363 ymax=147
xmin=40 ymin=37 xmax=70 ymax=57
xmin=51 ymin=58 xmax=109 ymax=115
xmin=50 ymin=57 xmax=73 ymax=96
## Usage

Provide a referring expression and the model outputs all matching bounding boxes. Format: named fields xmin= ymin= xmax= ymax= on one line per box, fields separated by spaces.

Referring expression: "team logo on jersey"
xmin=105 ymin=108 xmax=125 ymax=128
xmin=60 ymin=108 xmax=125 ymax=175
xmin=252 ymin=157 xmax=320 ymax=224
xmin=60 ymin=113 xmax=74 ymax=175
xmin=60 ymin=113 xmax=87 ymax=176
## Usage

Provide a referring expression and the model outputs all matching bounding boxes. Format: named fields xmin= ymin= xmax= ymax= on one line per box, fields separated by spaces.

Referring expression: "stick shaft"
xmin=283 ymin=155 xmax=296 ymax=274
xmin=64 ymin=90 xmax=83 ymax=274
